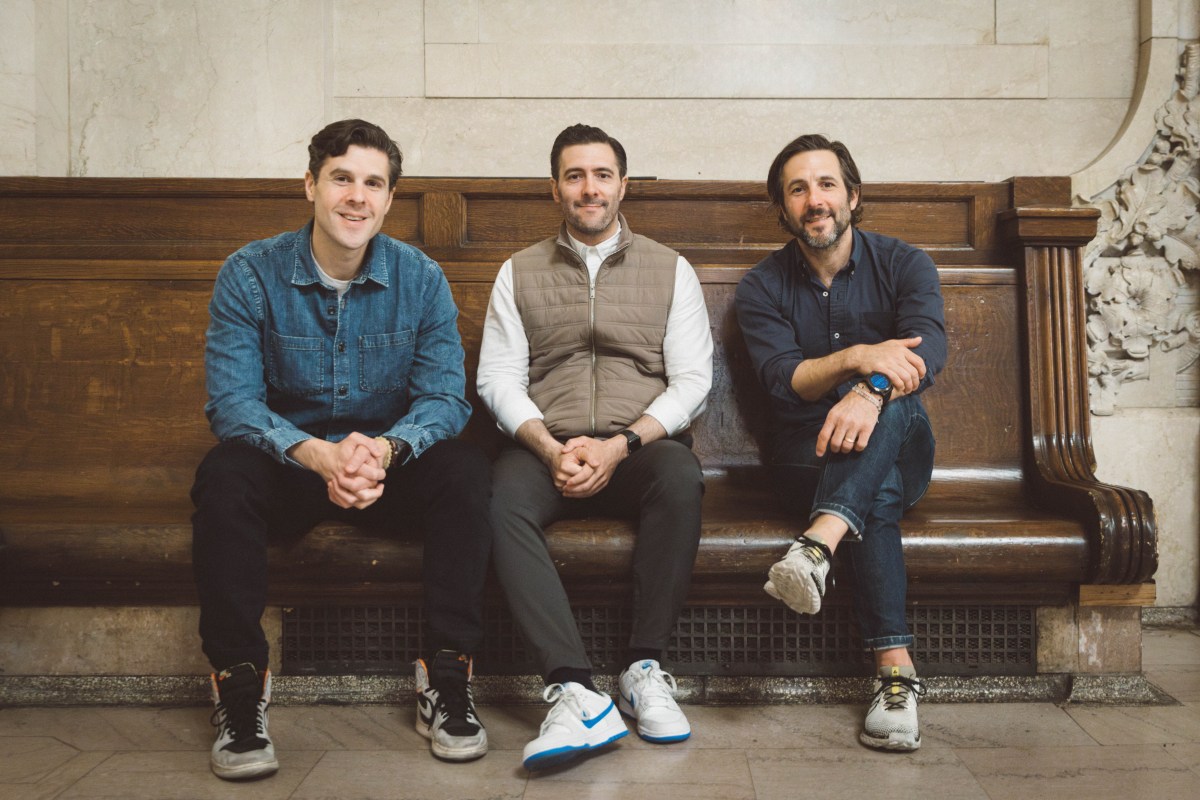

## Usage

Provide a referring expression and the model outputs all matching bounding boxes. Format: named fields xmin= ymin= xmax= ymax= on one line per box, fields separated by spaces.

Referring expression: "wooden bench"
xmin=0 ymin=176 xmax=1156 ymax=676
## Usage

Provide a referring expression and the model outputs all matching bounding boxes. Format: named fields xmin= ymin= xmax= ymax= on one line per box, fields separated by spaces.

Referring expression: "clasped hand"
xmin=296 ymin=432 xmax=388 ymax=510
xmin=548 ymin=435 xmax=625 ymax=499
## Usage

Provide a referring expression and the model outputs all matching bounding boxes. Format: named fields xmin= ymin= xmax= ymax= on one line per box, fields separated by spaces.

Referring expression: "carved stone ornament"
xmin=1084 ymin=43 xmax=1200 ymax=415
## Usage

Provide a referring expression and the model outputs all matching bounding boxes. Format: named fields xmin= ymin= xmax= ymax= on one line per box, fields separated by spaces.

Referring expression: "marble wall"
xmin=2 ymin=0 xmax=1138 ymax=181
xmin=0 ymin=0 xmax=1195 ymax=608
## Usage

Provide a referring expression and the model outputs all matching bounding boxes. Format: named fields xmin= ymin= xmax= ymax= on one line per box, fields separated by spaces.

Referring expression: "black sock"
xmin=626 ymin=648 xmax=662 ymax=667
xmin=547 ymin=666 xmax=597 ymax=692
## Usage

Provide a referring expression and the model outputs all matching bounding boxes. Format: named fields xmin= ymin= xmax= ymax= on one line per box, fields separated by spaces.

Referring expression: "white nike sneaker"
xmin=860 ymin=665 xmax=924 ymax=751
xmin=522 ymin=682 xmax=628 ymax=771
xmin=618 ymin=659 xmax=690 ymax=742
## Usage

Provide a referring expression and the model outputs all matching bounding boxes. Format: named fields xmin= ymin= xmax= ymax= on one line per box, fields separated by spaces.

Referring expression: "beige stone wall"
xmin=3 ymin=0 xmax=1138 ymax=181
xmin=0 ymin=0 xmax=1195 ymax=609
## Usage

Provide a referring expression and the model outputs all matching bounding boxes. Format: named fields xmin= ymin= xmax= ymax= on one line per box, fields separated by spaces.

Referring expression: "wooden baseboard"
xmin=1079 ymin=583 xmax=1157 ymax=607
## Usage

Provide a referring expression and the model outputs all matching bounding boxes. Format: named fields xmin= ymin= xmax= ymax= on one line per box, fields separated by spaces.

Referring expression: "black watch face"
xmin=869 ymin=373 xmax=891 ymax=392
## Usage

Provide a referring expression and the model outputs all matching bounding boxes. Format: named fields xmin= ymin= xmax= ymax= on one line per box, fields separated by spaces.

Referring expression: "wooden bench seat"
xmin=0 ymin=177 xmax=1155 ymax=640
xmin=0 ymin=476 xmax=1089 ymax=606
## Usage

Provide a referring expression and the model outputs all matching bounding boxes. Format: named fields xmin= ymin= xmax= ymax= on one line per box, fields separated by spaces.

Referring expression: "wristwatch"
xmin=615 ymin=429 xmax=642 ymax=454
xmin=864 ymin=372 xmax=893 ymax=408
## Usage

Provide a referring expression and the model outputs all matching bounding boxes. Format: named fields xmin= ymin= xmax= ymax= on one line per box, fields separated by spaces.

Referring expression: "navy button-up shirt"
xmin=735 ymin=228 xmax=946 ymax=432
xmin=204 ymin=222 xmax=470 ymax=464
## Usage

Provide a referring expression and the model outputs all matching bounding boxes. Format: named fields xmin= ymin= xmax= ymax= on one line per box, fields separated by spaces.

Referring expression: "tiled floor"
xmin=2 ymin=628 xmax=1199 ymax=799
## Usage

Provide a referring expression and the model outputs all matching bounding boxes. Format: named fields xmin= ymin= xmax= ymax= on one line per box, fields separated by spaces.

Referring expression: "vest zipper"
xmin=588 ymin=275 xmax=597 ymax=435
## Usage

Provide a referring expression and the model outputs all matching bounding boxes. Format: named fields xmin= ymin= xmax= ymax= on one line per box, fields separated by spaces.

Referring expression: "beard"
xmin=563 ymin=200 xmax=619 ymax=239
xmin=785 ymin=206 xmax=851 ymax=250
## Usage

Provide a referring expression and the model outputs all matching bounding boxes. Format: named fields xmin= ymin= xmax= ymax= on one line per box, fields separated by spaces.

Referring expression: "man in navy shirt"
xmin=735 ymin=134 xmax=946 ymax=751
xmin=193 ymin=119 xmax=492 ymax=778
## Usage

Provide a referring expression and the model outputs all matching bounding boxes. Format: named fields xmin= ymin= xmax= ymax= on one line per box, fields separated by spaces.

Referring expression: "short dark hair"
xmin=307 ymin=119 xmax=403 ymax=188
xmin=550 ymin=124 xmax=628 ymax=179
xmin=766 ymin=134 xmax=863 ymax=226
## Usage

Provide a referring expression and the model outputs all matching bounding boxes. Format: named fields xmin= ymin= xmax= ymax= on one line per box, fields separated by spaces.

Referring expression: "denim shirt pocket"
xmin=359 ymin=330 xmax=415 ymax=393
xmin=267 ymin=332 xmax=326 ymax=397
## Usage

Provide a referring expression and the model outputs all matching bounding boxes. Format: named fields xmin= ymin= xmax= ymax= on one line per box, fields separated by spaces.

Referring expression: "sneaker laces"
xmin=430 ymin=654 xmax=478 ymax=735
xmin=434 ymin=680 xmax=478 ymax=735
xmin=632 ymin=664 xmax=679 ymax=709
xmin=539 ymin=683 xmax=589 ymax=734
xmin=790 ymin=535 xmax=835 ymax=589
xmin=873 ymin=673 xmax=925 ymax=712
xmin=211 ymin=684 xmax=264 ymax=750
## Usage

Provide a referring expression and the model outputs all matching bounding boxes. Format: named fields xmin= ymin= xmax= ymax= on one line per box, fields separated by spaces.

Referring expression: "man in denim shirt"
xmin=735 ymin=134 xmax=946 ymax=752
xmin=192 ymin=119 xmax=492 ymax=779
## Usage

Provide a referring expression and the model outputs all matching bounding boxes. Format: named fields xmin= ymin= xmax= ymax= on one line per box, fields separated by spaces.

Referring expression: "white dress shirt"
xmin=477 ymin=224 xmax=713 ymax=439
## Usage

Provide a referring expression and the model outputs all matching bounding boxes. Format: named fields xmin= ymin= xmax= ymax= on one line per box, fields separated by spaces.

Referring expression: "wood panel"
xmin=0 ymin=178 xmax=1011 ymax=270
xmin=0 ymin=177 xmax=1156 ymax=600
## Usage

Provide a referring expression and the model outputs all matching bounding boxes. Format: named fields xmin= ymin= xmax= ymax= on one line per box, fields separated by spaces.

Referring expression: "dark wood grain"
xmin=0 ymin=177 xmax=1155 ymax=608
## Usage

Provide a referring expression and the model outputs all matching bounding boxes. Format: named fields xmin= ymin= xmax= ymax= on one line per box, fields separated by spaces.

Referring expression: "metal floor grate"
xmin=282 ymin=603 xmax=1035 ymax=677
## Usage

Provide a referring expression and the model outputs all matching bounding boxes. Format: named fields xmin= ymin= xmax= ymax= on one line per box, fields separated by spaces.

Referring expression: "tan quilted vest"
xmin=511 ymin=218 xmax=678 ymax=437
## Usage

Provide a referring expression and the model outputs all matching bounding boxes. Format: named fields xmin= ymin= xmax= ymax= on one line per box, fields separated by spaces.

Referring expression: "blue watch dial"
xmin=869 ymin=372 xmax=891 ymax=391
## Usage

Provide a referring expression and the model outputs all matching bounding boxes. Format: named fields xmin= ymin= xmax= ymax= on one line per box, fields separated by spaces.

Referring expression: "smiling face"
xmin=778 ymin=149 xmax=860 ymax=253
xmin=551 ymin=142 xmax=628 ymax=246
xmin=304 ymin=144 xmax=394 ymax=278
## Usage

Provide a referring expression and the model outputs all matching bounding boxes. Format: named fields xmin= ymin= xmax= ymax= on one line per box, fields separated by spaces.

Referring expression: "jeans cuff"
xmin=861 ymin=634 xmax=914 ymax=652
xmin=808 ymin=505 xmax=863 ymax=541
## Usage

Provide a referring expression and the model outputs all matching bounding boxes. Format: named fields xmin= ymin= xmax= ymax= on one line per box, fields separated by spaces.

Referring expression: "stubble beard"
xmin=565 ymin=200 xmax=618 ymax=239
xmin=788 ymin=208 xmax=850 ymax=251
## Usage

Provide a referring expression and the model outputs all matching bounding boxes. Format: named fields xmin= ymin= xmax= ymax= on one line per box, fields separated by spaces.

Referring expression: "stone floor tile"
xmin=0 ymin=751 xmax=112 ymax=800
xmin=919 ymin=703 xmax=1097 ymax=748
xmin=748 ymin=747 xmax=990 ymax=800
xmin=268 ymin=705 xmax=414 ymax=750
xmin=523 ymin=748 xmax=754 ymax=800
xmin=956 ymin=744 xmax=1200 ymax=798
xmin=0 ymin=736 xmax=80 ymax=783
xmin=1146 ymin=666 xmax=1200 ymax=702
xmin=615 ymin=703 xmax=864 ymax=751
xmin=58 ymin=749 xmax=323 ymax=799
xmin=1142 ymin=629 xmax=1200 ymax=666
xmin=1165 ymin=741 xmax=1200 ymax=773
xmin=471 ymin=704 xmax=549 ymax=751
xmin=291 ymin=750 xmax=526 ymax=799
xmin=1065 ymin=702 xmax=1200 ymax=744
xmin=0 ymin=707 xmax=211 ymax=751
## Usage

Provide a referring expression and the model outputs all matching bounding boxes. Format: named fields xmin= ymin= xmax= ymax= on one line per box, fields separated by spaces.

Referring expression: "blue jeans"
xmin=770 ymin=394 xmax=935 ymax=651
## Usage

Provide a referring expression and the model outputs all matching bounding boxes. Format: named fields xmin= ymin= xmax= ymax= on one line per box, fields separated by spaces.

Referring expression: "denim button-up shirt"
xmin=204 ymin=223 xmax=470 ymax=464
xmin=735 ymin=228 xmax=947 ymax=432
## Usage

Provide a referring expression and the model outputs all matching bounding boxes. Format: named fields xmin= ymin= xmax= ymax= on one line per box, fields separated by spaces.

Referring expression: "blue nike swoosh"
xmin=583 ymin=700 xmax=615 ymax=729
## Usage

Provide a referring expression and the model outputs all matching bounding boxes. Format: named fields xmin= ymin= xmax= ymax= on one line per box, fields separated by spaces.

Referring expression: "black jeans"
xmin=191 ymin=438 xmax=492 ymax=671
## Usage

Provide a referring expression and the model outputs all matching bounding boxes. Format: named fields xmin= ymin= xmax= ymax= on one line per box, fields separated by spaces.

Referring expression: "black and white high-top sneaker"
xmin=209 ymin=663 xmax=278 ymax=780
xmin=414 ymin=650 xmax=488 ymax=761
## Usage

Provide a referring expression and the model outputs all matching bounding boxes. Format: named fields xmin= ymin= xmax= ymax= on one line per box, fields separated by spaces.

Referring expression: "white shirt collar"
xmin=566 ymin=223 xmax=622 ymax=264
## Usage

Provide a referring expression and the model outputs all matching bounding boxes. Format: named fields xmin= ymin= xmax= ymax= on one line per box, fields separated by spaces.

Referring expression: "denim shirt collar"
xmin=289 ymin=221 xmax=391 ymax=289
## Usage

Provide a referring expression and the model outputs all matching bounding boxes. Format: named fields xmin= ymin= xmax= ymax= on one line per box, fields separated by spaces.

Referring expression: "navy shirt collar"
xmin=790 ymin=227 xmax=863 ymax=287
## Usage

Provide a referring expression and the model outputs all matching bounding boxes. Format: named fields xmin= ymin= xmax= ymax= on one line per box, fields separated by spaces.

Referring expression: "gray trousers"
xmin=490 ymin=439 xmax=704 ymax=679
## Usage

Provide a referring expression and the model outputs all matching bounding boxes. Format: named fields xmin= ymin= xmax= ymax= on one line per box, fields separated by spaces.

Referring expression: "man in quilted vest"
xmin=477 ymin=124 xmax=713 ymax=771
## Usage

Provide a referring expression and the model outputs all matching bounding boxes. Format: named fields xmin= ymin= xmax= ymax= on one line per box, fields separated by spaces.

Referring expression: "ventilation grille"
xmin=282 ymin=604 xmax=1034 ymax=677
